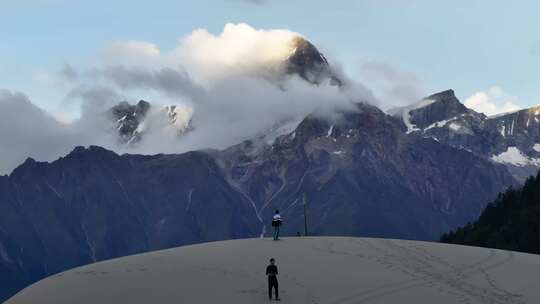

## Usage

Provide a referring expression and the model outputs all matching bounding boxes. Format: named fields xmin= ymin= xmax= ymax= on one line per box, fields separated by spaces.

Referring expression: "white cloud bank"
xmin=99 ymin=23 xmax=302 ymax=85
xmin=0 ymin=23 xmax=373 ymax=174
xmin=357 ymin=60 xmax=425 ymax=110
xmin=464 ymin=86 xmax=522 ymax=116
xmin=182 ymin=23 xmax=299 ymax=83
xmin=0 ymin=90 xmax=117 ymax=174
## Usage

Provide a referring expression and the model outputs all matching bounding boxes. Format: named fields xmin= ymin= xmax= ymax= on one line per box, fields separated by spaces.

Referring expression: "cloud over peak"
xmin=94 ymin=23 xmax=302 ymax=85
xmin=464 ymin=86 xmax=521 ymax=116
xmin=0 ymin=23 xmax=372 ymax=174
xmin=357 ymin=60 xmax=425 ymax=110
xmin=182 ymin=23 xmax=300 ymax=83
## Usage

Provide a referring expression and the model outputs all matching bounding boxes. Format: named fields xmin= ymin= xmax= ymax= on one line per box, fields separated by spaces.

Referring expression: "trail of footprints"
xmin=191 ymin=262 xmax=321 ymax=303
xmin=53 ymin=266 xmax=149 ymax=279
xmin=311 ymin=239 xmax=524 ymax=304
xmin=50 ymin=239 xmax=524 ymax=304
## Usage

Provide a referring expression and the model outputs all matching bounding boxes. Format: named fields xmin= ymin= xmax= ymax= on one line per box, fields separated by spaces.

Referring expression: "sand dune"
xmin=6 ymin=237 xmax=540 ymax=304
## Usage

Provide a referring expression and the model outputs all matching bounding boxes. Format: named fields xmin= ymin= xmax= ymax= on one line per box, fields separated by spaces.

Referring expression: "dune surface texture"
xmin=6 ymin=237 xmax=540 ymax=304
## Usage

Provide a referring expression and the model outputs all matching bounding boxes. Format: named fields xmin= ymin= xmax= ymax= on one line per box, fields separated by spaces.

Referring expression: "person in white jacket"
xmin=271 ymin=210 xmax=282 ymax=240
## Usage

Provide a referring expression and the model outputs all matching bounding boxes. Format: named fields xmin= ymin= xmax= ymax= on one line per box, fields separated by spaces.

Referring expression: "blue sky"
xmin=1 ymin=0 xmax=539 ymax=116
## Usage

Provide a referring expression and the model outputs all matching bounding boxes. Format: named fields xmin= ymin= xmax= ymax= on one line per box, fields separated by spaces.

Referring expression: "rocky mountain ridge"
xmin=391 ymin=89 xmax=540 ymax=181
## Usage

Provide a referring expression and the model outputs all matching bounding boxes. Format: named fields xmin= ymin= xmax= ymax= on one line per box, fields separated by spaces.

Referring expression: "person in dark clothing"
xmin=271 ymin=210 xmax=282 ymax=241
xmin=266 ymin=258 xmax=280 ymax=301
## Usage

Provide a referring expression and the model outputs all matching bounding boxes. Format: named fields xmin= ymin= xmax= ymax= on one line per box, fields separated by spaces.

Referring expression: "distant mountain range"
xmin=0 ymin=95 xmax=516 ymax=301
xmin=1 ymin=36 xmax=539 ymax=301
xmin=107 ymin=82 xmax=540 ymax=186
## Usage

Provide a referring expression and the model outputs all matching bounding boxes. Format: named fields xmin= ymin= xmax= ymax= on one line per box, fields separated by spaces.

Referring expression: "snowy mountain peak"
xmin=391 ymin=89 xmax=475 ymax=134
xmin=108 ymin=100 xmax=193 ymax=144
xmin=285 ymin=36 xmax=341 ymax=86
xmin=287 ymin=37 xmax=328 ymax=68
xmin=420 ymin=89 xmax=468 ymax=115
xmin=109 ymin=100 xmax=151 ymax=144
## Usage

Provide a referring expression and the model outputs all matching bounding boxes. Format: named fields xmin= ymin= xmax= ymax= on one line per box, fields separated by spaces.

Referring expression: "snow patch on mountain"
xmin=448 ymin=122 xmax=462 ymax=131
xmin=491 ymin=147 xmax=540 ymax=167
xmin=510 ymin=119 xmax=515 ymax=136
xmin=327 ymin=125 xmax=334 ymax=137
xmin=424 ymin=116 xmax=458 ymax=131
xmin=0 ymin=242 xmax=10 ymax=263
xmin=397 ymin=99 xmax=437 ymax=134
xmin=487 ymin=109 xmax=522 ymax=119
xmin=499 ymin=125 xmax=506 ymax=137
xmin=261 ymin=119 xmax=302 ymax=144
xmin=534 ymin=144 xmax=540 ymax=152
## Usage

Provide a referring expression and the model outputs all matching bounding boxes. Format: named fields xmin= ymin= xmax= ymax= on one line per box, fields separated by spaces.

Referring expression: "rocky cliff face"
xmin=285 ymin=37 xmax=341 ymax=86
xmin=220 ymin=102 xmax=514 ymax=239
xmin=107 ymin=100 xmax=193 ymax=145
xmin=109 ymin=100 xmax=151 ymax=144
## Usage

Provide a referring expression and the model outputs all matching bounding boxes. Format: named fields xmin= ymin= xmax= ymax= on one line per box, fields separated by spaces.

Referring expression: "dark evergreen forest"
xmin=441 ymin=171 xmax=540 ymax=254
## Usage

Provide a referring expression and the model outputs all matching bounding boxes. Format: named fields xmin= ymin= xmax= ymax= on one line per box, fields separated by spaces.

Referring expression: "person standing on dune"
xmin=272 ymin=210 xmax=282 ymax=240
xmin=266 ymin=258 xmax=280 ymax=301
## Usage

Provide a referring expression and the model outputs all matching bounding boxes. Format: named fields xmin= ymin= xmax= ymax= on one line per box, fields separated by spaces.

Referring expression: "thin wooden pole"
xmin=303 ymin=193 xmax=308 ymax=237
